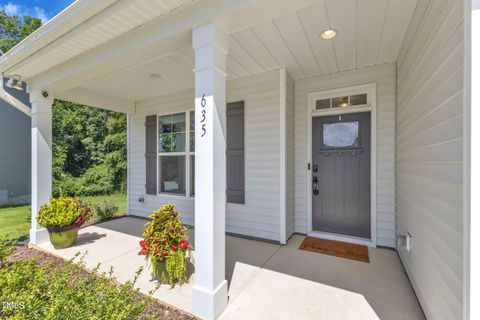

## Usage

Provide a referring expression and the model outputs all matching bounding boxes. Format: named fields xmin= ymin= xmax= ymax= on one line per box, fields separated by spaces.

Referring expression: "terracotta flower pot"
xmin=47 ymin=225 xmax=78 ymax=248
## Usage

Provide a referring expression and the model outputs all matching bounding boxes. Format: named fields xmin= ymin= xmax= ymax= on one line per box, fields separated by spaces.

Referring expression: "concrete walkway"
xmin=36 ymin=217 xmax=425 ymax=320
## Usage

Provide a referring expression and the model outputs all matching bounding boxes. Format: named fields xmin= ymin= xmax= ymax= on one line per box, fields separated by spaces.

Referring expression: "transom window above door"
xmin=316 ymin=93 xmax=368 ymax=110
xmin=310 ymin=83 xmax=376 ymax=113
xmin=157 ymin=111 xmax=195 ymax=196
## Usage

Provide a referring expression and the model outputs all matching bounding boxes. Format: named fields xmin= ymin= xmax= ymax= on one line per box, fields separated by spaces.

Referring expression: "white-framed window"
xmin=309 ymin=83 xmax=377 ymax=113
xmin=157 ymin=111 xmax=195 ymax=197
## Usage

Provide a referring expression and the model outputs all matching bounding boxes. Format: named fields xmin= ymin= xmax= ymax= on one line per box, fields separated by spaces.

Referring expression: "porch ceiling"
xmin=0 ymin=0 xmax=195 ymax=79
xmin=74 ymin=0 xmax=417 ymax=102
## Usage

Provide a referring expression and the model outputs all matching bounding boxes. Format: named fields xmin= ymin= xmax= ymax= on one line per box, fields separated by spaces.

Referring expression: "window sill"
xmin=157 ymin=193 xmax=191 ymax=200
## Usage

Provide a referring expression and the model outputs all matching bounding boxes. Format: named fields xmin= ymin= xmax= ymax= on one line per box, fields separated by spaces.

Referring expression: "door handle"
xmin=312 ymin=177 xmax=319 ymax=195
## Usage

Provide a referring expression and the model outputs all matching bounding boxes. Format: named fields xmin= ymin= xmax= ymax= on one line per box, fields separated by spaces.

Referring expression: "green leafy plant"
xmin=164 ymin=248 xmax=187 ymax=286
xmin=36 ymin=196 xmax=92 ymax=228
xmin=93 ymin=200 xmax=119 ymax=220
xmin=0 ymin=244 xmax=196 ymax=319
xmin=0 ymin=237 xmax=15 ymax=267
xmin=0 ymin=252 xmax=148 ymax=319
xmin=139 ymin=204 xmax=190 ymax=287
xmin=52 ymin=101 xmax=127 ymax=197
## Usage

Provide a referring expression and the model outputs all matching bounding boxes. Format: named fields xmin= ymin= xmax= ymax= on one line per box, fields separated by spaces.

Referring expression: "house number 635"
xmin=201 ymin=94 xmax=207 ymax=137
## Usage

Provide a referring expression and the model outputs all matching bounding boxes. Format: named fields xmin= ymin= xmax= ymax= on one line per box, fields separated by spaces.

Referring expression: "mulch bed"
xmin=7 ymin=246 xmax=197 ymax=320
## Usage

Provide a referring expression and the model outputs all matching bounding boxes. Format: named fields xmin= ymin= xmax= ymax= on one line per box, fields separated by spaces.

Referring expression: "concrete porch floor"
xmin=36 ymin=217 xmax=425 ymax=319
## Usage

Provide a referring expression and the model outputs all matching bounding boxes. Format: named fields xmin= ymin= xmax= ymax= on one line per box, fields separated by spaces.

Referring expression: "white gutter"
xmin=0 ymin=0 xmax=118 ymax=75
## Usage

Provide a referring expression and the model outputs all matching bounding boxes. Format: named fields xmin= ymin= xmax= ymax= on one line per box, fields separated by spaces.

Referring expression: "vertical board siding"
xmin=128 ymin=71 xmax=281 ymax=241
xmin=396 ymin=0 xmax=463 ymax=319
xmin=293 ymin=64 xmax=397 ymax=247
xmin=286 ymin=72 xmax=295 ymax=239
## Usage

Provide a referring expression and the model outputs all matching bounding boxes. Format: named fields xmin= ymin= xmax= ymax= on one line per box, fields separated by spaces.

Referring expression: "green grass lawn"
xmin=0 ymin=194 xmax=127 ymax=240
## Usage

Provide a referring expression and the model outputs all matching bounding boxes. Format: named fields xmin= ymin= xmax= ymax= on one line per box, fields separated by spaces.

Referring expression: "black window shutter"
xmin=145 ymin=115 xmax=157 ymax=195
xmin=226 ymin=101 xmax=245 ymax=204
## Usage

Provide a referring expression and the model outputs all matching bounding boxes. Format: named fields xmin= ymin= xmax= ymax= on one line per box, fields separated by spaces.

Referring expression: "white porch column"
xmin=466 ymin=2 xmax=480 ymax=319
xmin=29 ymin=90 xmax=54 ymax=245
xmin=192 ymin=22 xmax=228 ymax=320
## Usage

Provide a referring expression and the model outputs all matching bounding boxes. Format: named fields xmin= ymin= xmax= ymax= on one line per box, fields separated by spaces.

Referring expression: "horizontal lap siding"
xmin=0 ymin=81 xmax=31 ymax=203
xmin=128 ymin=71 xmax=281 ymax=241
xmin=293 ymin=64 xmax=397 ymax=247
xmin=396 ymin=0 xmax=463 ymax=318
xmin=227 ymin=71 xmax=281 ymax=241
xmin=286 ymin=73 xmax=295 ymax=239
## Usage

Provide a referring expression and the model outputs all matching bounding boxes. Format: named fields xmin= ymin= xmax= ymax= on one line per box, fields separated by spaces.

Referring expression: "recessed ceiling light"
xmin=149 ymin=73 xmax=162 ymax=79
xmin=320 ymin=28 xmax=337 ymax=40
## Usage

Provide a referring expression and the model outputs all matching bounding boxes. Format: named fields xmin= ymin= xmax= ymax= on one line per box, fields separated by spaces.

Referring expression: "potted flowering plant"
xmin=139 ymin=204 xmax=190 ymax=287
xmin=36 ymin=196 xmax=92 ymax=248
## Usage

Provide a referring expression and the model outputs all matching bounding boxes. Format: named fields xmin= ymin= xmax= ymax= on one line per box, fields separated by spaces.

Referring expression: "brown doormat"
xmin=299 ymin=236 xmax=370 ymax=263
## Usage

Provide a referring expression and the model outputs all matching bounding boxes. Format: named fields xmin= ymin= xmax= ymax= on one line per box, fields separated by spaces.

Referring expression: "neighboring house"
xmin=0 ymin=50 xmax=31 ymax=206
xmin=0 ymin=0 xmax=477 ymax=319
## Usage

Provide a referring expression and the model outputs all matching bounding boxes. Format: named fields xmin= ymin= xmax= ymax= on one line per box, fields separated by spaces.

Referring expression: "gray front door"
xmin=312 ymin=112 xmax=371 ymax=239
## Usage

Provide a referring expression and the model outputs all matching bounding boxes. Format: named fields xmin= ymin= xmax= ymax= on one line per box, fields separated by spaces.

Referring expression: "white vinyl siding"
xmin=293 ymin=63 xmax=397 ymax=248
xmin=0 ymin=87 xmax=31 ymax=205
xmin=396 ymin=0 xmax=463 ymax=318
xmin=226 ymin=70 xmax=281 ymax=241
xmin=128 ymin=89 xmax=195 ymax=225
xmin=286 ymin=72 xmax=295 ymax=240
xmin=128 ymin=70 xmax=282 ymax=241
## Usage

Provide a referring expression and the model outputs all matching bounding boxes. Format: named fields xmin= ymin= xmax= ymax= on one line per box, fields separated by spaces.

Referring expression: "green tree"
xmin=1 ymin=10 xmax=127 ymax=197
xmin=0 ymin=10 xmax=41 ymax=53
xmin=52 ymin=101 xmax=127 ymax=196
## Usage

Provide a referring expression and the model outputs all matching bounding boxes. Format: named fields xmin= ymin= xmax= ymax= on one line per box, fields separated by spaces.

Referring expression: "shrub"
xmin=140 ymin=204 xmax=190 ymax=287
xmin=53 ymin=164 xmax=116 ymax=197
xmin=52 ymin=173 xmax=82 ymax=197
xmin=37 ymin=196 xmax=92 ymax=228
xmin=0 ymin=252 xmax=151 ymax=319
xmin=93 ymin=200 xmax=119 ymax=220
xmin=79 ymin=164 xmax=115 ymax=196
xmin=0 ymin=238 xmax=15 ymax=267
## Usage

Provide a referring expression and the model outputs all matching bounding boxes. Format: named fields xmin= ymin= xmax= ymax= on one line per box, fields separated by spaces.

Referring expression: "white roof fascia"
xmin=0 ymin=0 xmax=118 ymax=74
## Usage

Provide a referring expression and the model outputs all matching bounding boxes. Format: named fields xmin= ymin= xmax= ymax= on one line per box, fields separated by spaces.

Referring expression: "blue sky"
xmin=1 ymin=0 xmax=74 ymax=23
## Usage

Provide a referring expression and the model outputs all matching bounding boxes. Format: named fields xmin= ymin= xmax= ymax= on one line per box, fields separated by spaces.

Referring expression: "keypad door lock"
xmin=312 ymin=177 xmax=319 ymax=195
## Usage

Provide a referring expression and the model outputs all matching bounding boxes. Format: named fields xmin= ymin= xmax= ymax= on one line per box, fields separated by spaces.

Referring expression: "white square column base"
xmin=192 ymin=280 xmax=228 ymax=320
xmin=29 ymin=228 xmax=49 ymax=245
